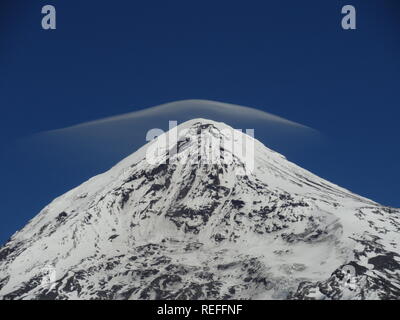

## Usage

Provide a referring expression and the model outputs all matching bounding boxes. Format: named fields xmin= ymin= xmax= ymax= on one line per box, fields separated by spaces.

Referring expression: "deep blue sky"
xmin=0 ymin=0 xmax=399 ymax=245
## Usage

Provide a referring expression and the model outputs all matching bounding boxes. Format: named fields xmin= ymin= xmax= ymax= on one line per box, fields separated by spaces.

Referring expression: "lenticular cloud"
xmin=46 ymin=99 xmax=312 ymax=132
xmin=20 ymin=99 xmax=320 ymax=171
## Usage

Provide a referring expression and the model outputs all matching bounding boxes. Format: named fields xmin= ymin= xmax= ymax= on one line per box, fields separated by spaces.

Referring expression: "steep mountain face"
xmin=0 ymin=119 xmax=399 ymax=300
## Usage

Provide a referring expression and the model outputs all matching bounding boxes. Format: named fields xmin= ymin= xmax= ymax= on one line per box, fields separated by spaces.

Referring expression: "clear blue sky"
xmin=0 ymin=0 xmax=399 ymax=245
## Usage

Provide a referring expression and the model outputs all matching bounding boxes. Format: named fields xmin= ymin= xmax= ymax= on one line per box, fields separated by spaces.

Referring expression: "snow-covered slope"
xmin=0 ymin=119 xmax=399 ymax=300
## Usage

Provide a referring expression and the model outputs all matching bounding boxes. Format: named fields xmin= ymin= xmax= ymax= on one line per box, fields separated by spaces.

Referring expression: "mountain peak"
xmin=173 ymin=117 xmax=231 ymax=129
xmin=0 ymin=119 xmax=399 ymax=300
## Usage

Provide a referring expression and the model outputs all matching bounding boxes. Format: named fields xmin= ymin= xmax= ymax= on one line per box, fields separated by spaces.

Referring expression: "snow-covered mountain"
xmin=0 ymin=119 xmax=399 ymax=300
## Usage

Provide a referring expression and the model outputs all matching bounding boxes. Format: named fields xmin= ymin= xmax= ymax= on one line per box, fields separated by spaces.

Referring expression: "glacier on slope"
xmin=0 ymin=119 xmax=399 ymax=300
